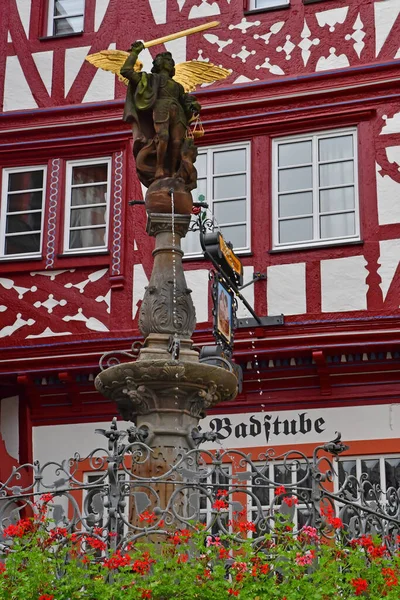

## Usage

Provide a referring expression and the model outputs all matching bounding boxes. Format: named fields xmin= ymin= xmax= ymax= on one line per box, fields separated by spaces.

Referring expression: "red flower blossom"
xmin=228 ymin=589 xmax=239 ymax=596
xmin=0 ymin=563 xmax=5 ymax=574
xmin=141 ymin=590 xmax=152 ymax=599
xmin=212 ymin=499 xmax=229 ymax=511
xmin=351 ymin=578 xmax=368 ymax=596
xmin=382 ymin=567 xmax=398 ymax=587
xmin=275 ymin=485 xmax=286 ymax=496
xmin=168 ymin=528 xmax=192 ymax=546
xmin=85 ymin=535 xmax=107 ymax=551
xmin=192 ymin=206 xmax=201 ymax=215
xmin=283 ymin=496 xmax=298 ymax=507
xmin=177 ymin=553 xmax=189 ymax=563
xmin=103 ymin=551 xmax=131 ymax=570
xmin=218 ymin=547 xmax=230 ymax=560
xmin=328 ymin=516 xmax=343 ymax=530
xmin=40 ymin=493 xmax=54 ymax=504
xmin=139 ymin=511 xmax=158 ymax=525
xmin=217 ymin=489 xmax=229 ymax=498
xmin=132 ymin=552 xmax=156 ymax=575
xmin=4 ymin=518 xmax=36 ymax=538
xmin=38 ymin=595 xmax=54 ymax=600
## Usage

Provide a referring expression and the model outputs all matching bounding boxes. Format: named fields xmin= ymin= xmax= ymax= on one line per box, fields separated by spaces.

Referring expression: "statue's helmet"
xmin=151 ymin=51 xmax=175 ymax=76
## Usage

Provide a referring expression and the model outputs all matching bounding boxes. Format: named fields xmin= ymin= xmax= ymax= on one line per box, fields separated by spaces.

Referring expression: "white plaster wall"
xmin=33 ymin=420 xmax=131 ymax=466
xmin=32 ymin=51 xmax=53 ymax=95
xmin=381 ymin=113 xmax=400 ymax=134
xmin=83 ymin=43 xmax=116 ymax=103
xmin=94 ymin=0 xmax=110 ymax=31
xmin=132 ymin=264 xmax=149 ymax=319
xmin=3 ymin=55 xmax=37 ymax=111
xmin=267 ymin=263 xmax=306 ymax=316
xmin=148 ymin=0 xmax=167 ymax=24
xmin=378 ymin=238 xmax=400 ymax=301
xmin=16 ymin=0 xmax=31 ymax=37
xmin=376 ymin=161 xmax=400 ymax=225
xmin=1 ymin=396 xmax=19 ymax=461
xmin=185 ymin=269 xmax=209 ymax=323
xmin=236 ymin=266 xmax=254 ymax=319
xmin=65 ymin=46 xmax=91 ymax=96
xmin=321 ymin=255 xmax=368 ymax=312
xmin=374 ymin=0 xmax=400 ymax=57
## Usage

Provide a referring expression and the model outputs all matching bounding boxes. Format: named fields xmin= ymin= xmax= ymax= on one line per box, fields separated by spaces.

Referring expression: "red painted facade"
xmin=0 ymin=0 xmax=400 ymax=467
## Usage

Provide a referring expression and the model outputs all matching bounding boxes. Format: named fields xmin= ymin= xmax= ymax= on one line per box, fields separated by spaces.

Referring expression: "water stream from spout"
xmin=171 ymin=191 xmax=177 ymax=329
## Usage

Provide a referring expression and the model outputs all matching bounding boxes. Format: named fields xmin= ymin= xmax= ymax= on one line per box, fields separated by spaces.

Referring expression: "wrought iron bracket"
xmin=237 ymin=315 xmax=284 ymax=328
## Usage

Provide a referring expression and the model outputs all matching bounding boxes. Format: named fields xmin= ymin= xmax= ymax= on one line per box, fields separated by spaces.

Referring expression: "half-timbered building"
xmin=1 ymin=0 xmax=400 ymax=496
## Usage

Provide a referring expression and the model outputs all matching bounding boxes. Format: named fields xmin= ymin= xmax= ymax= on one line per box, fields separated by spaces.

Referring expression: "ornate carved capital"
xmin=146 ymin=213 xmax=191 ymax=238
xmin=139 ymin=281 xmax=196 ymax=338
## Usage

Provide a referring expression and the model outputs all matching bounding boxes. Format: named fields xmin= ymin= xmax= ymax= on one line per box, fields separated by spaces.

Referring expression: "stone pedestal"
xmin=95 ymin=207 xmax=238 ymax=523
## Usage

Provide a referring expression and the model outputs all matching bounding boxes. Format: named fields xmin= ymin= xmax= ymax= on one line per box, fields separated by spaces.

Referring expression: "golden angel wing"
xmin=86 ymin=49 xmax=131 ymax=85
xmin=173 ymin=61 xmax=231 ymax=92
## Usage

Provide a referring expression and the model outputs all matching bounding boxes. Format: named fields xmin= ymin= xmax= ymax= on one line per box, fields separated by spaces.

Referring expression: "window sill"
xmin=57 ymin=250 xmax=110 ymax=258
xmin=183 ymin=250 xmax=253 ymax=262
xmin=0 ymin=254 xmax=43 ymax=263
xmin=39 ymin=31 xmax=84 ymax=41
xmin=269 ymin=239 xmax=363 ymax=253
xmin=244 ymin=4 xmax=290 ymax=15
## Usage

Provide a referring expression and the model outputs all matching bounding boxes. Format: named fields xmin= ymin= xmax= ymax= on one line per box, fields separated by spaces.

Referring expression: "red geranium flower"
xmin=275 ymin=485 xmax=286 ymax=496
xmin=39 ymin=595 xmax=54 ymax=600
xmin=228 ymin=589 xmax=239 ymax=596
xmin=351 ymin=578 xmax=368 ymax=596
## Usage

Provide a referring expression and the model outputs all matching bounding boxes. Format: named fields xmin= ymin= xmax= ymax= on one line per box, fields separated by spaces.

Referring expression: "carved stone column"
xmin=95 ymin=209 xmax=238 ymax=523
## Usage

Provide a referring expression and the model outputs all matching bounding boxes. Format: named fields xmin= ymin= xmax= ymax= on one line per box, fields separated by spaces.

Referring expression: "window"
xmin=272 ymin=128 xmax=360 ymax=250
xmin=248 ymin=0 xmax=290 ymax=10
xmin=64 ymin=158 xmax=111 ymax=254
xmin=251 ymin=462 xmax=311 ymax=532
xmin=47 ymin=0 xmax=85 ymax=37
xmin=0 ymin=166 xmax=46 ymax=259
xmin=336 ymin=455 xmax=400 ymax=502
xmin=182 ymin=142 xmax=251 ymax=258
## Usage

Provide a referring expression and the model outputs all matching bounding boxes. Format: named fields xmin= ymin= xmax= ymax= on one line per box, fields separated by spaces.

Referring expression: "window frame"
xmin=246 ymin=0 xmax=290 ymax=12
xmin=0 ymin=165 xmax=47 ymax=260
xmin=272 ymin=127 xmax=360 ymax=251
xmin=183 ymin=141 xmax=251 ymax=259
xmin=63 ymin=156 xmax=112 ymax=255
xmin=46 ymin=0 xmax=85 ymax=37
xmin=334 ymin=454 xmax=400 ymax=499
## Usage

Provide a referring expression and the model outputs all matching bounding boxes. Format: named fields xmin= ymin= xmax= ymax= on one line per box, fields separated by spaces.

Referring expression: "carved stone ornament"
xmin=139 ymin=281 xmax=196 ymax=338
xmin=95 ymin=360 xmax=238 ymax=421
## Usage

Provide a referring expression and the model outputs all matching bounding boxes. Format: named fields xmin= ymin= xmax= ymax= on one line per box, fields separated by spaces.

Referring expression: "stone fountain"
xmin=94 ymin=42 xmax=237 ymax=506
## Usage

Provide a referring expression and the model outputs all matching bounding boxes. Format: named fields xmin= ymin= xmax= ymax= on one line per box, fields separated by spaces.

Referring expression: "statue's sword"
xmin=141 ymin=21 xmax=220 ymax=48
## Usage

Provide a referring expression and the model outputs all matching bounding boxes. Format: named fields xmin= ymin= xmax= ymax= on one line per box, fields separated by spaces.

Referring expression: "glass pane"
xmin=255 ymin=0 xmax=289 ymax=7
xmin=69 ymin=227 xmax=106 ymax=249
xmin=296 ymin=463 xmax=312 ymax=502
xmin=54 ymin=0 xmax=84 ymax=16
xmin=252 ymin=468 xmax=270 ymax=506
xmin=319 ymin=161 xmax=354 ymax=187
xmin=278 ymin=141 xmax=312 ymax=167
xmin=8 ymin=170 xmax=43 ymax=192
xmin=213 ymin=174 xmax=246 ymax=199
xmin=181 ymin=229 xmax=202 ymax=255
xmin=279 ymin=218 xmax=313 ymax=244
xmin=274 ymin=464 xmax=292 ymax=487
xmin=214 ymin=199 xmax=246 ymax=224
xmin=361 ymin=460 xmax=381 ymax=486
xmin=319 ymin=135 xmax=353 ymax=162
xmin=219 ymin=224 xmax=246 ymax=248
xmin=6 ymin=213 xmax=42 ymax=233
xmin=70 ymin=206 xmax=106 ymax=227
xmin=193 ymin=178 xmax=207 ymax=203
xmin=320 ymin=212 xmax=355 ymax=239
xmin=338 ymin=460 xmax=357 ymax=499
xmin=213 ymin=149 xmax=246 ymax=175
xmin=54 ymin=15 xmax=84 ymax=34
xmin=278 ymin=166 xmax=312 ymax=193
xmin=5 ymin=233 xmax=40 ymax=255
xmin=385 ymin=459 xmax=400 ymax=490
xmin=278 ymin=192 xmax=312 ymax=218
xmin=320 ymin=186 xmax=354 ymax=213
xmin=196 ymin=153 xmax=207 ymax=178
xmin=72 ymin=164 xmax=108 ymax=185
xmin=71 ymin=184 xmax=107 ymax=206
xmin=7 ymin=191 xmax=43 ymax=212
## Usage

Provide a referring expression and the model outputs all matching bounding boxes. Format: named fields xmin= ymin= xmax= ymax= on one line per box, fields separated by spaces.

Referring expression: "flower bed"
xmin=0 ymin=494 xmax=399 ymax=599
